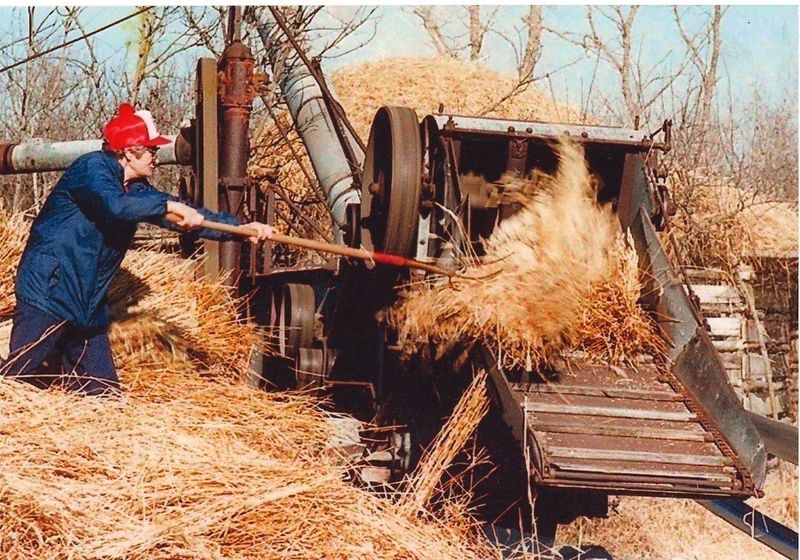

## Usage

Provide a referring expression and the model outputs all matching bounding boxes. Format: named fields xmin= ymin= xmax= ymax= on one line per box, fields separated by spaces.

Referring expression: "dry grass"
xmin=0 ymin=368 xmax=500 ymax=560
xmin=670 ymin=171 xmax=798 ymax=269
xmin=331 ymin=57 xmax=589 ymax=142
xmin=107 ymin=248 xmax=262 ymax=380
xmin=0 ymin=209 xmax=28 ymax=319
xmin=0 ymin=319 xmax=10 ymax=356
xmin=557 ymin=463 xmax=798 ymax=560
xmin=0 ymin=210 xmax=502 ymax=559
xmin=570 ymin=233 xmax=665 ymax=365
xmin=394 ymin=140 xmax=664 ymax=369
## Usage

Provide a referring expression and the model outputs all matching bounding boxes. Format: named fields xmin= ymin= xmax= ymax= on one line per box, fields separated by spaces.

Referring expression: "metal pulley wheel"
xmin=360 ymin=106 xmax=423 ymax=258
xmin=295 ymin=347 xmax=325 ymax=390
xmin=268 ymin=283 xmax=315 ymax=357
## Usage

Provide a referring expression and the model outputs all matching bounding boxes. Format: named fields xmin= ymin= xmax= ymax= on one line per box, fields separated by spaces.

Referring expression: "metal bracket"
xmin=218 ymin=176 xmax=249 ymax=189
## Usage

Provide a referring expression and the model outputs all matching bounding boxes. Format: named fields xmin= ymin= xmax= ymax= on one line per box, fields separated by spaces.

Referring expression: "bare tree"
xmin=550 ymin=6 xmax=691 ymax=127
xmin=673 ymin=6 xmax=724 ymax=141
xmin=130 ymin=9 xmax=158 ymax=105
xmin=1 ymin=7 xmax=86 ymax=211
xmin=410 ymin=6 xmax=498 ymax=62
xmin=476 ymin=6 xmax=544 ymax=116
xmin=122 ymin=7 xmax=212 ymax=103
xmin=411 ymin=6 xmax=460 ymax=59
xmin=467 ymin=6 xmax=492 ymax=62
xmin=518 ymin=6 xmax=543 ymax=83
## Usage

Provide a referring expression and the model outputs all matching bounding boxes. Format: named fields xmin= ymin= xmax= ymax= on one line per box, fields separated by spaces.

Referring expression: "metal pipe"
xmin=267 ymin=7 xmax=366 ymax=157
xmin=217 ymin=25 xmax=256 ymax=287
xmin=697 ymin=499 xmax=798 ymax=560
xmin=0 ymin=135 xmax=189 ymax=175
xmin=252 ymin=9 xmax=363 ymax=245
xmin=747 ymin=411 xmax=799 ymax=465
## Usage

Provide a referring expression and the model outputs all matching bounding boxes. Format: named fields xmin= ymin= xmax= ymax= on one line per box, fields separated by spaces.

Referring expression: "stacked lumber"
xmin=684 ymin=267 xmax=785 ymax=417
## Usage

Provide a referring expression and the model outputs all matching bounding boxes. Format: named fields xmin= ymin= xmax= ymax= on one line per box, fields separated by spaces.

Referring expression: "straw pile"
xmin=670 ymin=171 xmax=799 ymax=269
xmin=394 ymin=140 xmax=664 ymax=369
xmin=107 ymin=248 xmax=260 ymax=377
xmin=0 ymin=372 xmax=503 ymax=560
xmin=0 ymin=209 xmax=27 ymax=319
xmin=557 ymin=462 xmax=798 ymax=560
xmin=0 ymin=210 xmax=505 ymax=559
xmin=331 ymin=57 xmax=589 ymax=141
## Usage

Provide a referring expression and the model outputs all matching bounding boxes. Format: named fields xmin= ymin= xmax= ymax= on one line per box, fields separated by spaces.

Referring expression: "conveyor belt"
xmin=492 ymin=362 xmax=754 ymax=498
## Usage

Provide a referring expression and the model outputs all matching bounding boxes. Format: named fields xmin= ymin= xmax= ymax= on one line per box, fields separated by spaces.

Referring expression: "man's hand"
xmin=166 ymin=201 xmax=205 ymax=230
xmin=243 ymin=221 xmax=273 ymax=244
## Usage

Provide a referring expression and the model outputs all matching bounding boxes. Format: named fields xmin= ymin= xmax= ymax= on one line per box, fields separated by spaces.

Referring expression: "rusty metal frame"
xmin=616 ymin=153 xmax=765 ymax=494
xmin=484 ymin=350 xmax=546 ymax=482
xmin=216 ymin=30 xmax=256 ymax=287
xmin=629 ymin=207 xmax=766 ymax=492
xmin=432 ymin=114 xmax=669 ymax=152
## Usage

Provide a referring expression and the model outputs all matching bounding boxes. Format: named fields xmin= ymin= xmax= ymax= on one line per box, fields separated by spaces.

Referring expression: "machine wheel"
xmin=295 ymin=346 xmax=325 ymax=389
xmin=360 ymin=106 xmax=422 ymax=257
xmin=269 ymin=283 xmax=315 ymax=357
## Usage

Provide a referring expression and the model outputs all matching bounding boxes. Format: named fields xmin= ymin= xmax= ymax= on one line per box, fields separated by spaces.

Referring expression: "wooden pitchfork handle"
xmin=166 ymin=213 xmax=458 ymax=278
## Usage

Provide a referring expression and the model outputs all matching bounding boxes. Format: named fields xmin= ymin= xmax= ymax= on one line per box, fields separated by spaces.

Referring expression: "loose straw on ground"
xmin=0 ymin=210 xmax=500 ymax=559
xmin=557 ymin=463 xmax=798 ymax=560
xmin=0 ymin=374 xmax=500 ymax=560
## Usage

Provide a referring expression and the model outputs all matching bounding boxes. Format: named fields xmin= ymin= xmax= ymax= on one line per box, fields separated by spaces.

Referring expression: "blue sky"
xmin=1 ymin=5 xmax=796 ymax=112
xmin=321 ymin=5 xmax=798 ymax=110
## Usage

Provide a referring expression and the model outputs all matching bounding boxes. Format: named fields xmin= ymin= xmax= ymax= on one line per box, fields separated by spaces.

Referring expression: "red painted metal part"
xmin=370 ymin=251 xmax=411 ymax=268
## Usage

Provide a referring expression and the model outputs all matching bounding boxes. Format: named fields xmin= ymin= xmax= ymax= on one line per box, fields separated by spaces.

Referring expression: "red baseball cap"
xmin=103 ymin=103 xmax=170 ymax=150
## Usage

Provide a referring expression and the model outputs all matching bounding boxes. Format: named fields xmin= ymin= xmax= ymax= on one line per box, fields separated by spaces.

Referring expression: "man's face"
xmin=124 ymin=146 xmax=158 ymax=179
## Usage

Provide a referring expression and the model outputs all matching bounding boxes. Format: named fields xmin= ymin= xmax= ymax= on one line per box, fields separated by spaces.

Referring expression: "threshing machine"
xmin=1 ymin=8 xmax=796 ymax=558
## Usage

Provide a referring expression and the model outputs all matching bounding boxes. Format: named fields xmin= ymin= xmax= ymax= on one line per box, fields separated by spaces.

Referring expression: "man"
xmin=1 ymin=103 xmax=272 ymax=395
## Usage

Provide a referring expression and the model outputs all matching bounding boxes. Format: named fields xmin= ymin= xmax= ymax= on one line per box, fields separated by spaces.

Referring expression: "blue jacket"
xmin=15 ymin=151 xmax=240 ymax=329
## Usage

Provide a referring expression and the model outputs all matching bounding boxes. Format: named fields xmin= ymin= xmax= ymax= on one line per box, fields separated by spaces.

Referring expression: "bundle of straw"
xmin=570 ymin=233 xmax=665 ymax=364
xmin=394 ymin=140 xmax=663 ymax=369
xmin=107 ymin=248 xmax=261 ymax=378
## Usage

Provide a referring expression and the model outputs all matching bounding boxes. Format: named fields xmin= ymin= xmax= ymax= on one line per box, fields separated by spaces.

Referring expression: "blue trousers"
xmin=1 ymin=301 xmax=119 ymax=396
